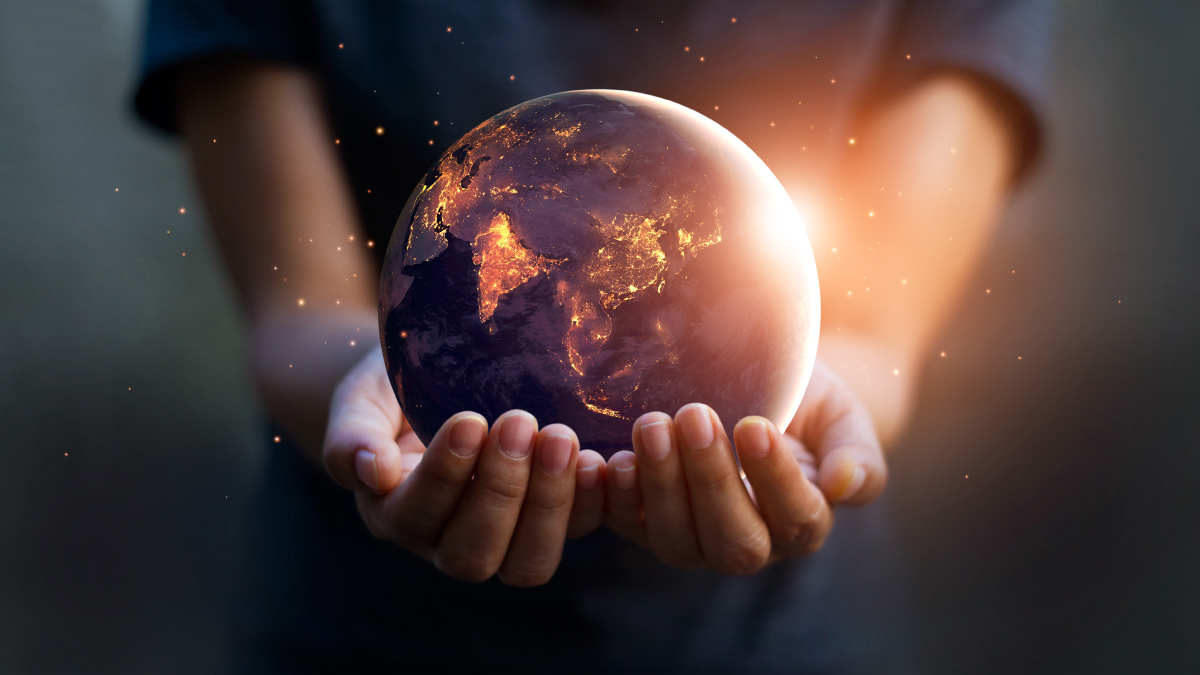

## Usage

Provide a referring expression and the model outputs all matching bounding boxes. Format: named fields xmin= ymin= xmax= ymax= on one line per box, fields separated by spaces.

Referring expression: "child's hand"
xmin=602 ymin=360 xmax=887 ymax=574
xmin=323 ymin=349 xmax=607 ymax=586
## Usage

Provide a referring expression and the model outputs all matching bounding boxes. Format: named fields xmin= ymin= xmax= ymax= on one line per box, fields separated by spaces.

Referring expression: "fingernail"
xmin=355 ymin=449 xmax=379 ymax=491
xmin=737 ymin=420 xmax=770 ymax=460
xmin=499 ymin=413 xmax=535 ymax=459
xmin=640 ymin=420 xmax=672 ymax=462
xmin=540 ymin=432 xmax=573 ymax=476
xmin=837 ymin=466 xmax=867 ymax=501
xmin=577 ymin=461 xmax=600 ymax=490
xmin=449 ymin=415 xmax=486 ymax=457
xmin=613 ymin=464 xmax=637 ymax=491
xmin=678 ymin=404 xmax=715 ymax=450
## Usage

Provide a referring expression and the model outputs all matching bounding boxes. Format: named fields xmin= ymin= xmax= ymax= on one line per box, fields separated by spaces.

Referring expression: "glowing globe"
xmin=380 ymin=90 xmax=819 ymax=455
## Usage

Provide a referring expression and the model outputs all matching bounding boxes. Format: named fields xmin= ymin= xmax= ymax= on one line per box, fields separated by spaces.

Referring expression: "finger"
xmin=735 ymin=416 xmax=833 ymax=557
xmin=632 ymin=412 xmax=703 ymax=568
xmin=323 ymin=350 xmax=405 ymax=493
xmin=675 ymin=403 xmax=771 ymax=575
xmin=434 ymin=410 xmax=537 ymax=582
xmin=356 ymin=411 xmax=488 ymax=552
xmin=567 ymin=450 xmax=607 ymax=538
xmin=499 ymin=424 xmax=579 ymax=587
xmin=604 ymin=450 xmax=647 ymax=547
xmin=790 ymin=362 xmax=887 ymax=506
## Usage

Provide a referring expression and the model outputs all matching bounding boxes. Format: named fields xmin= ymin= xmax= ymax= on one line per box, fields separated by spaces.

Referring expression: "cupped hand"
xmin=603 ymin=359 xmax=887 ymax=574
xmin=322 ymin=349 xmax=608 ymax=586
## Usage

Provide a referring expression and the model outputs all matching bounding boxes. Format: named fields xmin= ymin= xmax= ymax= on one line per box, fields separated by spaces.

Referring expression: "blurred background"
xmin=0 ymin=1 xmax=1196 ymax=672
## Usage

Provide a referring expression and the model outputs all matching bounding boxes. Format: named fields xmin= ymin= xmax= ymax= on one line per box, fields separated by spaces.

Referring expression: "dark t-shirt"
xmin=135 ymin=2 xmax=1050 ymax=671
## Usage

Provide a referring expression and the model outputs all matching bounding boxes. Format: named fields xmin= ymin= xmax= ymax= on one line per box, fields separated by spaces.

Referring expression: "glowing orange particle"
xmin=376 ymin=126 xmax=384 ymax=135
xmin=298 ymin=298 xmax=305 ymax=306
xmin=179 ymin=207 xmax=186 ymax=214
xmin=274 ymin=436 xmax=281 ymax=443
xmin=338 ymin=43 xmax=344 ymax=49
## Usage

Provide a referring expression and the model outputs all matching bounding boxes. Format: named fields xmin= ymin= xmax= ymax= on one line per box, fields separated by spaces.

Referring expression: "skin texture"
xmin=178 ymin=60 xmax=1011 ymax=583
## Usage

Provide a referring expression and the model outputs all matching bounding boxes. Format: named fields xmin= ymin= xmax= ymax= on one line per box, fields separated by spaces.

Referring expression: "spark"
xmin=337 ymin=246 xmax=341 ymax=251
xmin=181 ymin=252 xmax=186 ymax=256
xmin=335 ymin=139 xmax=340 ymax=144
xmin=940 ymin=351 xmax=946 ymax=357
xmin=399 ymin=330 xmax=407 ymax=338
xmin=297 ymin=298 xmax=305 ymax=306
xmin=907 ymin=54 xmax=912 ymax=59
xmin=273 ymin=266 xmax=277 ymax=270
xmin=349 ymin=235 xmax=354 ymax=241
xmin=1018 ymin=356 xmax=1023 ymax=360
xmin=509 ymin=74 xmax=515 ymax=81
xmin=684 ymin=46 xmax=690 ymax=52
xmin=115 ymin=188 xmax=118 ymax=192
xmin=731 ymin=17 xmax=737 ymax=23
xmin=367 ymin=240 xmax=375 ymax=247
xmin=349 ymin=340 xmax=356 ymax=346
xmin=446 ymin=26 xmax=452 ymax=32
xmin=831 ymin=78 xmax=836 ymax=83
xmin=714 ymin=105 xmax=719 ymax=111
xmin=849 ymin=138 xmax=856 ymax=145
xmin=902 ymin=279 xmax=907 ymax=284
xmin=338 ymin=43 xmax=344 ymax=49
xmin=433 ymin=120 xmax=439 ymax=126
xmin=274 ymin=436 xmax=281 ymax=443
xmin=832 ymin=247 xmax=837 ymax=252
xmin=893 ymin=369 xmax=899 ymax=375
xmin=179 ymin=207 xmax=186 ymax=214
xmin=770 ymin=122 xmax=775 ymax=127
xmin=868 ymin=211 xmax=874 ymax=217
xmin=699 ymin=56 xmax=705 ymax=62
xmin=376 ymin=126 xmax=384 ymax=135
xmin=986 ymin=289 xmax=991 ymax=294
xmin=428 ymin=139 xmax=434 ymax=145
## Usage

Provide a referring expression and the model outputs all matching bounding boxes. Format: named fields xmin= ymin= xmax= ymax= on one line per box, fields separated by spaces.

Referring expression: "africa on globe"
xmin=379 ymin=90 xmax=819 ymax=455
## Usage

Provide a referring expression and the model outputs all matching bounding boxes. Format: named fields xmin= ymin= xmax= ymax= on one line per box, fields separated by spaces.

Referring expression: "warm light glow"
xmin=179 ymin=207 xmax=186 ymax=214
xmin=376 ymin=126 xmax=385 ymax=135
xmin=297 ymin=298 xmax=305 ymax=306
xmin=473 ymin=212 xmax=561 ymax=323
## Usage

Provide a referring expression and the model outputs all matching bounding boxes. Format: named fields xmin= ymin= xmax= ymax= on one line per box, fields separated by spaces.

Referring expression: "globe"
xmin=380 ymin=90 xmax=819 ymax=456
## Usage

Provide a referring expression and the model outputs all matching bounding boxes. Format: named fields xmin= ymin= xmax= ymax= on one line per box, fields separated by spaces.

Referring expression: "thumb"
xmin=323 ymin=348 xmax=407 ymax=494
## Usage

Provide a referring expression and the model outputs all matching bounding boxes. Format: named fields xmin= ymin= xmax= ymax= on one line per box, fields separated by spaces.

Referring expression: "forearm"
xmin=813 ymin=74 xmax=1015 ymax=445
xmin=178 ymin=60 xmax=377 ymax=461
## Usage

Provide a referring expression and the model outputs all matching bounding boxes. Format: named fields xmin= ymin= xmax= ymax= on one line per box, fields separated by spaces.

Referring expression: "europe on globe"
xmin=380 ymin=90 xmax=819 ymax=456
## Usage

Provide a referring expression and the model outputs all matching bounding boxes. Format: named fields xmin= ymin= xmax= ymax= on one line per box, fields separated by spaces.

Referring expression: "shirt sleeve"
xmin=133 ymin=0 xmax=319 ymax=134
xmin=873 ymin=0 xmax=1056 ymax=183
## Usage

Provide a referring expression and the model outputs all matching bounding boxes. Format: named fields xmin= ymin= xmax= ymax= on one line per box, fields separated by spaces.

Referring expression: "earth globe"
xmin=379 ymin=90 xmax=819 ymax=456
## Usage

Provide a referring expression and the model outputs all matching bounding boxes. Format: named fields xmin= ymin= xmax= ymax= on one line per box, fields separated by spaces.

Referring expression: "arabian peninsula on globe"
xmin=380 ymin=90 xmax=819 ymax=456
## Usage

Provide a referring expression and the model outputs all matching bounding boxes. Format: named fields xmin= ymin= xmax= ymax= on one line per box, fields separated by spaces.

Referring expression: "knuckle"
xmin=524 ymin=487 xmax=574 ymax=520
xmin=711 ymin=529 xmax=770 ymax=575
xmin=433 ymin=549 xmax=498 ymax=583
xmin=477 ymin=472 xmax=528 ymax=506
xmin=498 ymin=563 xmax=556 ymax=588
xmin=690 ymin=464 xmax=741 ymax=496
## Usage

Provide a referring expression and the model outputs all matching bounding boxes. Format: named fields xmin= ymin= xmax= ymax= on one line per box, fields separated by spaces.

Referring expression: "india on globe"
xmin=379 ymin=90 xmax=819 ymax=456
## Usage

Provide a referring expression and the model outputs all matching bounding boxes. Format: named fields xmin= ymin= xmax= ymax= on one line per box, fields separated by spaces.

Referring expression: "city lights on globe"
xmin=379 ymin=90 xmax=819 ymax=455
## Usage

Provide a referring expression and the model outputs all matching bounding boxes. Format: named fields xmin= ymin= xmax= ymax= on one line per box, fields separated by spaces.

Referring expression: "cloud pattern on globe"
xmin=381 ymin=90 xmax=819 ymax=455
